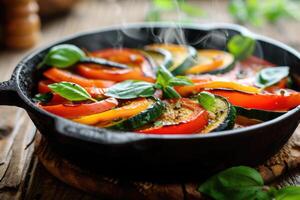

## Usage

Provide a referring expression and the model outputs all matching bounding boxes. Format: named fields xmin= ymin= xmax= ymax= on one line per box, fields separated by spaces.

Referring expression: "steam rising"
xmin=105 ymin=0 xmax=265 ymax=60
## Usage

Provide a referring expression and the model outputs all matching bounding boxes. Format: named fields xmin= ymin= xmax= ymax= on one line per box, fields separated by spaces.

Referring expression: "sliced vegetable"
xmin=255 ymin=66 xmax=289 ymax=88
xmin=235 ymin=106 xmax=284 ymax=121
xmin=73 ymin=98 xmax=153 ymax=125
xmin=137 ymin=98 xmax=209 ymax=134
xmin=79 ymin=57 xmax=129 ymax=69
xmin=44 ymin=68 xmax=115 ymax=88
xmin=186 ymin=50 xmax=235 ymax=74
xmin=109 ymin=98 xmax=165 ymax=131
xmin=146 ymin=44 xmax=197 ymax=75
xmin=77 ymin=48 xmax=155 ymax=82
xmin=198 ymin=93 xmax=236 ymax=133
xmin=141 ymin=48 xmax=173 ymax=69
xmin=39 ymin=98 xmax=118 ymax=118
xmin=211 ymin=89 xmax=300 ymax=111
xmin=176 ymin=80 xmax=260 ymax=96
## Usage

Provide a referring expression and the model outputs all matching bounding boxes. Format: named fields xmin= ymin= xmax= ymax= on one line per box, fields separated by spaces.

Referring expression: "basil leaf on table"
xmin=274 ymin=186 xmax=300 ymax=200
xmin=227 ymin=35 xmax=256 ymax=61
xmin=198 ymin=91 xmax=216 ymax=112
xmin=198 ymin=166 xmax=270 ymax=200
xmin=41 ymin=44 xmax=85 ymax=68
xmin=105 ymin=80 xmax=155 ymax=99
xmin=33 ymin=92 xmax=53 ymax=103
xmin=48 ymin=82 xmax=96 ymax=102
xmin=255 ymin=66 xmax=289 ymax=88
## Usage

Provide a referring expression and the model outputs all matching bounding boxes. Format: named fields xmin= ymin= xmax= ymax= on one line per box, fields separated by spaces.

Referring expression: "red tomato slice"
xmin=137 ymin=98 xmax=209 ymax=134
xmin=39 ymin=97 xmax=118 ymax=118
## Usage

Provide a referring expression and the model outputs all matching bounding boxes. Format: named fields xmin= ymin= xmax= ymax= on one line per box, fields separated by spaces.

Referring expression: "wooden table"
xmin=0 ymin=1 xmax=299 ymax=199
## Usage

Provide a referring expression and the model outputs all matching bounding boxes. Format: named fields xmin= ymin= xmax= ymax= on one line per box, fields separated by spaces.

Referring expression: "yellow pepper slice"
xmin=176 ymin=81 xmax=260 ymax=96
xmin=73 ymin=98 xmax=150 ymax=125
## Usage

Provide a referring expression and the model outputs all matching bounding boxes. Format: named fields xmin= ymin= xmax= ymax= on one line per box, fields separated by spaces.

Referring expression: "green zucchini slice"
xmin=201 ymin=95 xmax=236 ymax=133
xmin=146 ymin=44 xmax=197 ymax=76
xmin=141 ymin=48 xmax=173 ymax=69
xmin=109 ymin=98 xmax=165 ymax=131
xmin=186 ymin=49 xmax=235 ymax=75
xmin=235 ymin=106 xmax=285 ymax=121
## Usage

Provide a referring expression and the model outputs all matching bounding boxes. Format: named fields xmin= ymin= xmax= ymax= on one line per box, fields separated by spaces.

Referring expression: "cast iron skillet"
xmin=1 ymin=23 xmax=300 ymax=179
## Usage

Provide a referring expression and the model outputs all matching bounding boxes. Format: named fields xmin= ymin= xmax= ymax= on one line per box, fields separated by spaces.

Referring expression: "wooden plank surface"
xmin=0 ymin=0 xmax=300 ymax=199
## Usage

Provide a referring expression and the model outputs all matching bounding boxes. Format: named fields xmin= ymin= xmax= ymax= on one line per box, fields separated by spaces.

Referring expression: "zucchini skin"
xmin=235 ymin=106 xmax=284 ymax=121
xmin=213 ymin=95 xmax=236 ymax=132
xmin=142 ymin=48 xmax=173 ymax=69
xmin=172 ymin=46 xmax=197 ymax=76
xmin=206 ymin=61 xmax=236 ymax=75
xmin=109 ymin=98 xmax=165 ymax=131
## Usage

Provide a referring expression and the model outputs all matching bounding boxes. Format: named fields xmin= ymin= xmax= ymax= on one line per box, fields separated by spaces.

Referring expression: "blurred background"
xmin=1 ymin=0 xmax=300 ymax=80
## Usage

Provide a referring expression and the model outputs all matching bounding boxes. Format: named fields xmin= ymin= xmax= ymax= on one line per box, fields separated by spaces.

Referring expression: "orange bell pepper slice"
xmin=77 ymin=48 xmax=155 ymax=82
xmin=44 ymin=68 xmax=115 ymax=88
xmin=39 ymin=97 xmax=118 ymax=118
xmin=73 ymin=98 xmax=150 ymax=125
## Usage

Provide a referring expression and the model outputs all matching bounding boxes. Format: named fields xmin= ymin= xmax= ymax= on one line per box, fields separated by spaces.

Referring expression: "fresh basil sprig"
xmin=105 ymin=80 xmax=156 ymax=99
xmin=198 ymin=166 xmax=300 ymax=200
xmin=105 ymin=65 xmax=192 ymax=99
xmin=198 ymin=91 xmax=216 ymax=112
xmin=39 ymin=44 xmax=129 ymax=69
xmin=227 ymin=35 xmax=256 ymax=61
xmin=48 ymin=82 xmax=96 ymax=102
xmin=255 ymin=66 xmax=289 ymax=88
xmin=156 ymin=65 xmax=193 ymax=98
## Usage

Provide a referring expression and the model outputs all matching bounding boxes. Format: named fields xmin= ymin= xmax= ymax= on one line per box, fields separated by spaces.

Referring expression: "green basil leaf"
xmin=227 ymin=35 xmax=255 ymax=61
xmin=198 ymin=166 xmax=268 ymax=200
xmin=105 ymin=80 xmax=155 ymax=99
xmin=48 ymin=82 xmax=95 ymax=102
xmin=168 ymin=76 xmax=193 ymax=86
xmin=274 ymin=186 xmax=300 ymax=200
xmin=255 ymin=66 xmax=289 ymax=88
xmin=163 ymin=86 xmax=181 ymax=99
xmin=153 ymin=0 xmax=175 ymax=10
xmin=33 ymin=92 xmax=53 ymax=103
xmin=42 ymin=44 xmax=85 ymax=68
xmin=197 ymin=92 xmax=216 ymax=112
xmin=179 ymin=2 xmax=204 ymax=17
xmin=156 ymin=65 xmax=174 ymax=88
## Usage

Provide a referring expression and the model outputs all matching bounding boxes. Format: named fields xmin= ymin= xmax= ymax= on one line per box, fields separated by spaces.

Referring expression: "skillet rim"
xmin=13 ymin=22 xmax=300 ymax=143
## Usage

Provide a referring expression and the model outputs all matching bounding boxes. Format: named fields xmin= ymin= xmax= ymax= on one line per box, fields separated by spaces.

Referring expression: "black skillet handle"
xmin=0 ymin=78 xmax=24 ymax=107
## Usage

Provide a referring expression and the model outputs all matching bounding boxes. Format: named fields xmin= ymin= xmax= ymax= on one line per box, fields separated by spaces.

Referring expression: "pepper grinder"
xmin=3 ymin=0 xmax=41 ymax=49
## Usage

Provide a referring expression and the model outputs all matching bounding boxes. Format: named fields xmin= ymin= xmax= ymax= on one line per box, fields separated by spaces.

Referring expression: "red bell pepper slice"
xmin=44 ymin=68 xmax=115 ymax=88
xmin=137 ymin=98 xmax=209 ymax=134
xmin=211 ymin=90 xmax=300 ymax=111
xmin=39 ymin=97 xmax=118 ymax=118
xmin=77 ymin=48 xmax=155 ymax=82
